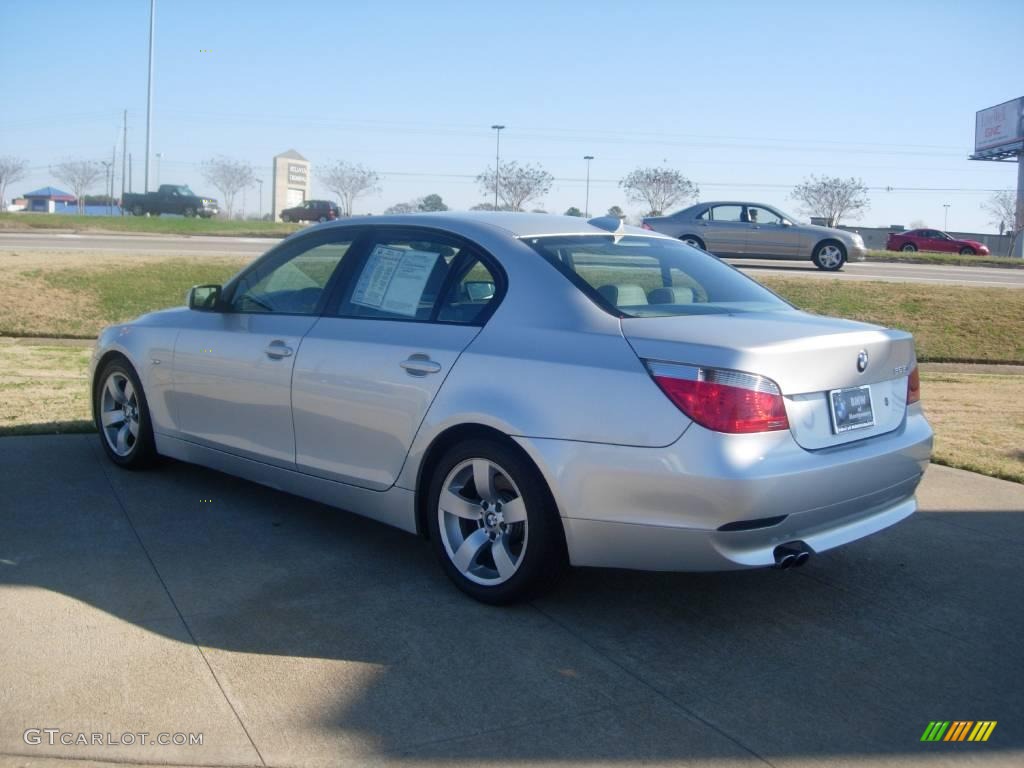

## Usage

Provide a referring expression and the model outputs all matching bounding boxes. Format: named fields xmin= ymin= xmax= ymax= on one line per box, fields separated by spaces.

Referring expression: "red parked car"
xmin=886 ymin=228 xmax=990 ymax=255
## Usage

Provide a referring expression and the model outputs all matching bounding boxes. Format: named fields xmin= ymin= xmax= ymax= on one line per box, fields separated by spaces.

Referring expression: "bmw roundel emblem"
xmin=857 ymin=349 xmax=869 ymax=373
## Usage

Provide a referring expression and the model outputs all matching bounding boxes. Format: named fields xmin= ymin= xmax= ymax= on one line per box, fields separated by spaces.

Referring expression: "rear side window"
xmin=526 ymin=235 xmax=791 ymax=318
xmin=710 ymin=205 xmax=743 ymax=222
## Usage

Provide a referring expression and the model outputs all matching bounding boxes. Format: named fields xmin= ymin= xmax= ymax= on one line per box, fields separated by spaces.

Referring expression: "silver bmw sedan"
xmin=90 ymin=212 xmax=932 ymax=603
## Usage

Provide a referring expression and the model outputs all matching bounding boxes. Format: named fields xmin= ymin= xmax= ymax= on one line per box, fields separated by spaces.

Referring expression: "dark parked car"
xmin=280 ymin=200 xmax=340 ymax=223
xmin=886 ymin=229 xmax=990 ymax=255
xmin=122 ymin=184 xmax=219 ymax=218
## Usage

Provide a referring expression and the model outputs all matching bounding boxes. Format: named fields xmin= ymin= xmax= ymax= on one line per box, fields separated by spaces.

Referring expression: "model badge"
xmin=857 ymin=349 xmax=869 ymax=373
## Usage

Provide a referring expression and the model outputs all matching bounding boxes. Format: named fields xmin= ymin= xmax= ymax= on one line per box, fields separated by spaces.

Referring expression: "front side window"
xmin=747 ymin=206 xmax=782 ymax=225
xmin=527 ymin=235 xmax=791 ymax=318
xmin=230 ymin=235 xmax=354 ymax=314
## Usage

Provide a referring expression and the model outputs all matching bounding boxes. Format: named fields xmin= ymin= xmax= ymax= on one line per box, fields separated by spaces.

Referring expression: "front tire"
xmin=959 ymin=246 xmax=976 ymax=255
xmin=812 ymin=240 xmax=846 ymax=270
xmin=427 ymin=439 xmax=566 ymax=604
xmin=184 ymin=207 xmax=196 ymax=218
xmin=94 ymin=359 xmax=157 ymax=469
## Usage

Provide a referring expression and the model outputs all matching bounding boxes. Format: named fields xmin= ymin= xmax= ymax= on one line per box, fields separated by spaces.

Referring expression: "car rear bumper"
xmin=516 ymin=405 xmax=932 ymax=571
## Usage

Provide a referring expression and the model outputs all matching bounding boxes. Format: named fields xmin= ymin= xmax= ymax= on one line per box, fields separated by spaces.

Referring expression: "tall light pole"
xmin=101 ymin=161 xmax=112 ymax=216
xmin=943 ymin=203 xmax=950 ymax=231
xmin=155 ymin=153 xmax=162 ymax=187
xmin=144 ymin=0 xmax=156 ymax=192
xmin=583 ymin=155 xmax=594 ymax=217
xmin=491 ymin=124 xmax=505 ymax=210
xmin=255 ymin=178 xmax=263 ymax=220
xmin=121 ymin=109 xmax=127 ymax=215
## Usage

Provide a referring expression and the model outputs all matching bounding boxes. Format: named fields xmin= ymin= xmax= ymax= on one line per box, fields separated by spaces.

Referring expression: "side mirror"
xmin=187 ymin=284 xmax=222 ymax=311
xmin=781 ymin=220 xmax=792 ymax=227
xmin=465 ymin=281 xmax=496 ymax=301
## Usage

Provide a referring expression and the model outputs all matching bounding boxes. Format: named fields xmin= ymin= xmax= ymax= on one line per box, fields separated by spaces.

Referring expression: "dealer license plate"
xmin=828 ymin=385 xmax=875 ymax=434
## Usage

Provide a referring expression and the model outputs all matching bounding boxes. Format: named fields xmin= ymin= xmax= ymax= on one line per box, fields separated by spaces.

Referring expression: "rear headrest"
xmin=597 ymin=284 xmax=649 ymax=306
xmin=648 ymin=286 xmax=694 ymax=304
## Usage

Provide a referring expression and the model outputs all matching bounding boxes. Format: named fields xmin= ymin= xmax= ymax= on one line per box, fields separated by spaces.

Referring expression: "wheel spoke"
xmin=472 ymin=460 xmax=496 ymax=504
xmin=106 ymin=378 xmax=127 ymax=406
xmin=491 ymin=536 xmax=517 ymax=579
xmin=101 ymin=408 xmax=125 ymax=427
xmin=441 ymin=489 xmax=482 ymax=520
xmin=452 ymin=528 xmax=489 ymax=573
xmin=501 ymin=497 xmax=527 ymax=524
xmin=128 ymin=419 xmax=139 ymax=438
xmin=123 ymin=379 xmax=135 ymax=404
xmin=115 ymin=424 xmax=131 ymax=454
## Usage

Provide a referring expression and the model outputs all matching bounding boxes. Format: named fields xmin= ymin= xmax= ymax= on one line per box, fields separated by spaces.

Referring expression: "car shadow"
xmin=1 ymin=433 xmax=1022 ymax=763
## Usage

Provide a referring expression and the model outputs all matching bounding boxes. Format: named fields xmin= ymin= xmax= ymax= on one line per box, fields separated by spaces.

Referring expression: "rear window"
xmin=525 ymin=234 xmax=791 ymax=318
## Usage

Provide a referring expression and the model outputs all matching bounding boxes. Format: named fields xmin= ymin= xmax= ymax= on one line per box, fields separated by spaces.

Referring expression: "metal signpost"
xmin=968 ymin=97 xmax=1024 ymax=257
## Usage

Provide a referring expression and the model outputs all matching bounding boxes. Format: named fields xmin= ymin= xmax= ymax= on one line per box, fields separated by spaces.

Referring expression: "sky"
xmin=2 ymin=0 xmax=1022 ymax=232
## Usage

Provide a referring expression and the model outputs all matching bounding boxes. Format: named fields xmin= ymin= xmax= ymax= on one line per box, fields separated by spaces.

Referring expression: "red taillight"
xmin=907 ymin=366 xmax=920 ymax=405
xmin=641 ymin=222 xmax=653 ymax=230
xmin=648 ymin=363 xmax=789 ymax=434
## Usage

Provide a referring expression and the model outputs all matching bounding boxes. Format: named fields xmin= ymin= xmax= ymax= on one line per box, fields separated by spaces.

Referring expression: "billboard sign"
xmin=974 ymin=97 xmax=1023 ymax=154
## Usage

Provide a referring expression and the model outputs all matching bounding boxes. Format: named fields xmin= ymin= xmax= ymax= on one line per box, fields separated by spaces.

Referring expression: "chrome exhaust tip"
xmin=774 ymin=541 xmax=814 ymax=569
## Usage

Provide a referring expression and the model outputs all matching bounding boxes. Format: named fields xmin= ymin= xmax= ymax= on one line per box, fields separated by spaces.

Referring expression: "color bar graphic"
xmin=921 ymin=721 xmax=996 ymax=742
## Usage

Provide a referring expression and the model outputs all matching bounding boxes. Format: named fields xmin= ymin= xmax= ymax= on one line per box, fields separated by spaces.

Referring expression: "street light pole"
xmin=155 ymin=153 xmax=162 ymax=187
xmin=144 ymin=0 xmax=156 ymax=192
xmin=255 ymin=178 xmax=263 ymax=220
xmin=943 ymin=204 xmax=950 ymax=231
xmin=101 ymin=161 xmax=112 ymax=216
xmin=583 ymin=155 xmax=594 ymax=217
xmin=491 ymin=124 xmax=505 ymax=210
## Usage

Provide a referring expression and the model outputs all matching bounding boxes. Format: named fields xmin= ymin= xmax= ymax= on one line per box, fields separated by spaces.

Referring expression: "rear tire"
xmin=901 ymin=243 xmax=917 ymax=252
xmin=959 ymin=246 xmax=976 ymax=255
xmin=680 ymin=235 xmax=706 ymax=251
xmin=812 ymin=240 xmax=846 ymax=271
xmin=94 ymin=359 xmax=157 ymax=470
xmin=132 ymin=204 xmax=144 ymax=216
xmin=282 ymin=214 xmax=291 ymax=223
xmin=427 ymin=439 xmax=567 ymax=604
xmin=318 ymin=215 xmax=327 ymax=223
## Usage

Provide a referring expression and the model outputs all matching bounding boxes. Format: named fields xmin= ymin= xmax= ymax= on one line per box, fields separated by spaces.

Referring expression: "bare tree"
xmin=384 ymin=201 xmax=417 ymax=214
xmin=51 ymin=159 xmax=103 ymax=214
xmin=0 ymin=156 xmax=29 ymax=208
xmin=908 ymin=219 xmax=928 ymax=229
xmin=790 ymin=175 xmax=869 ymax=226
xmin=619 ymin=167 xmax=698 ymax=216
xmin=476 ymin=161 xmax=553 ymax=211
xmin=981 ymin=190 xmax=1018 ymax=235
xmin=202 ymin=156 xmax=254 ymax=218
xmin=321 ymin=161 xmax=380 ymax=216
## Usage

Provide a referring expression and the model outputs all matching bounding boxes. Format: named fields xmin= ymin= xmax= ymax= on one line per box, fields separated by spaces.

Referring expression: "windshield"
xmin=176 ymin=185 xmax=194 ymax=196
xmin=526 ymin=235 xmax=792 ymax=318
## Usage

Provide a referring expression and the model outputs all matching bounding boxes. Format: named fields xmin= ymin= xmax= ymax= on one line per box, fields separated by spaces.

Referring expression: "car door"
xmin=172 ymin=229 xmax=361 ymax=466
xmin=291 ymin=228 xmax=503 ymax=490
xmin=703 ymin=204 xmax=748 ymax=256
xmin=744 ymin=205 xmax=800 ymax=258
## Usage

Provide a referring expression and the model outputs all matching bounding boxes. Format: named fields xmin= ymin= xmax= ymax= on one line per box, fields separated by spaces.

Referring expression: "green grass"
xmin=757 ymin=277 xmax=1024 ymax=364
xmin=0 ymin=212 xmax=300 ymax=238
xmin=862 ymin=248 xmax=1023 ymax=269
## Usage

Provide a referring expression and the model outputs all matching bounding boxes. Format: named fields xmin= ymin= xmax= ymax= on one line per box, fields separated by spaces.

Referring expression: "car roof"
xmin=318 ymin=211 xmax=664 ymax=240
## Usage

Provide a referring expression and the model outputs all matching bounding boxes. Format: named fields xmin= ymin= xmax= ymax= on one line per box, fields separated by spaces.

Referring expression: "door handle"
xmin=400 ymin=354 xmax=442 ymax=376
xmin=264 ymin=340 xmax=293 ymax=359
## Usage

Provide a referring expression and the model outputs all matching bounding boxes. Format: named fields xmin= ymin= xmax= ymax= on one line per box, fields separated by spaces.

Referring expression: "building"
xmin=23 ymin=186 xmax=75 ymax=213
xmin=271 ymin=150 xmax=311 ymax=222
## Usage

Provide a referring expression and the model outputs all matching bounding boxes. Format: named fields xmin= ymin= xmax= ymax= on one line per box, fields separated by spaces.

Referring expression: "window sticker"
xmin=351 ymin=245 xmax=440 ymax=317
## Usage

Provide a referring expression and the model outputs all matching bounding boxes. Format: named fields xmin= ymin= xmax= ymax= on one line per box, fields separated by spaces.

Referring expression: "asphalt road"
xmin=1 ymin=434 xmax=1021 ymax=768
xmin=2 ymin=232 xmax=1023 ymax=287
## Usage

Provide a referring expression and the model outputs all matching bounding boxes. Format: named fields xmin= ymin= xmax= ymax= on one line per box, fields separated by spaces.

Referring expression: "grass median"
xmin=862 ymin=248 xmax=1023 ymax=269
xmin=0 ymin=212 xmax=301 ymax=238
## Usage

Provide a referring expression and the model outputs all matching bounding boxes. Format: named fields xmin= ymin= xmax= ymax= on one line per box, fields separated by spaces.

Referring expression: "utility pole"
xmin=101 ymin=161 xmax=112 ymax=216
xmin=144 ymin=0 xmax=156 ymax=192
xmin=111 ymin=145 xmax=117 ymax=215
xmin=255 ymin=178 xmax=263 ymax=220
xmin=128 ymin=153 xmax=133 ymax=194
xmin=583 ymin=155 xmax=594 ymax=217
xmin=491 ymin=124 xmax=505 ymax=210
xmin=121 ymin=110 xmax=127 ymax=215
xmin=943 ymin=204 xmax=950 ymax=231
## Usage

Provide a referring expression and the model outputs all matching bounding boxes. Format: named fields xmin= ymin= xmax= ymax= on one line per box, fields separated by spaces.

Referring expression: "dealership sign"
xmin=287 ymin=163 xmax=308 ymax=186
xmin=974 ymin=97 xmax=1024 ymax=153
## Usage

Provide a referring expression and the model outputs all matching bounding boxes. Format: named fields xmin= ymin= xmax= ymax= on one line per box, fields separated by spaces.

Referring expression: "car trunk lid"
xmin=622 ymin=310 xmax=916 ymax=449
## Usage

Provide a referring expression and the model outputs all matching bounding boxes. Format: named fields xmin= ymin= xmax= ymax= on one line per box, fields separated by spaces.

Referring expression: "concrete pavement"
xmin=2 ymin=232 xmax=1023 ymax=287
xmin=1 ymin=434 xmax=1022 ymax=768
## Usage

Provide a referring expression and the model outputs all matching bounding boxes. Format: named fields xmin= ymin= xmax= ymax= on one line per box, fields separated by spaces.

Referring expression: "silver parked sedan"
xmin=91 ymin=212 xmax=931 ymax=603
xmin=643 ymin=201 xmax=867 ymax=270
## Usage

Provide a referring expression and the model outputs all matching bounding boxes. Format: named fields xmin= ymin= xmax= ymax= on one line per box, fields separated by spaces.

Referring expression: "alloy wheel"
xmin=99 ymin=371 xmax=141 ymax=457
xmin=438 ymin=458 xmax=529 ymax=586
xmin=817 ymin=244 xmax=844 ymax=268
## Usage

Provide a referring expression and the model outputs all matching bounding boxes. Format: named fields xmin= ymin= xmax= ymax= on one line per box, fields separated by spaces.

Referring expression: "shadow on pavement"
xmin=1 ymin=433 xmax=1022 ymax=766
